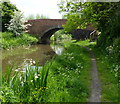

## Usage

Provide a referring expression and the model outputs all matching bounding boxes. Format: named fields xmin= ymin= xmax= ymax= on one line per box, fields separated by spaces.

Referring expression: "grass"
xmin=2 ymin=61 xmax=51 ymax=102
xmin=76 ymin=40 xmax=119 ymax=102
xmin=76 ymin=40 xmax=120 ymax=102
xmin=1 ymin=32 xmax=38 ymax=49
xmin=1 ymin=39 xmax=119 ymax=103
xmin=45 ymin=43 xmax=91 ymax=102
xmin=75 ymin=39 xmax=96 ymax=46
xmin=92 ymin=47 xmax=119 ymax=102
xmin=1 ymin=41 xmax=92 ymax=102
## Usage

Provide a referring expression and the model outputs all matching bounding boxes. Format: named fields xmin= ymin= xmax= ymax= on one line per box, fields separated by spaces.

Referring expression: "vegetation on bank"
xmin=1 ymin=41 xmax=91 ymax=102
xmin=76 ymin=40 xmax=119 ymax=102
xmin=1 ymin=0 xmax=119 ymax=103
xmin=92 ymin=39 xmax=119 ymax=102
xmin=1 ymin=1 xmax=39 ymax=49
xmin=58 ymin=1 xmax=120 ymax=102
xmin=1 ymin=32 xmax=38 ymax=49
xmin=93 ymin=47 xmax=119 ymax=102
xmin=45 ymin=43 xmax=91 ymax=102
xmin=1 ymin=0 xmax=39 ymax=50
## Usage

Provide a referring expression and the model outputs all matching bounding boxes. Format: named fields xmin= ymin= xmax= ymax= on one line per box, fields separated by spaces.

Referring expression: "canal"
xmin=2 ymin=44 xmax=64 ymax=72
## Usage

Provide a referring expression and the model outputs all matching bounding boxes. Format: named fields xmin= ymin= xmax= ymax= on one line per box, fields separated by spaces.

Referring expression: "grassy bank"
xmin=1 ymin=32 xmax=38 ymax=49
xmin=76 ymin=40 xmax=119 ymax=102
xmin=92 ymin=47 xmax=119 ymax=102
xmin=45 ymin=43 xmax=91 ymax=102
xmin=1 ymin=41 xmax=92 ymax=102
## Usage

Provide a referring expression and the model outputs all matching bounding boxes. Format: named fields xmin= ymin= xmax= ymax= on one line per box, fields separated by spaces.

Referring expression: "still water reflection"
xmin=2 ymin=44 xmax=64 ymax=72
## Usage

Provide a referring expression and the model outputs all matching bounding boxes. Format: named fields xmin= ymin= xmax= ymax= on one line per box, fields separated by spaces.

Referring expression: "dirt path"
xmin=84 ymin=46 xmax=101 ymax=102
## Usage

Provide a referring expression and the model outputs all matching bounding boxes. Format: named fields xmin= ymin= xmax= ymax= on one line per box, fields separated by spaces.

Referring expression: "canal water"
xmin=2 ymin=44 xmax=64 ymax=72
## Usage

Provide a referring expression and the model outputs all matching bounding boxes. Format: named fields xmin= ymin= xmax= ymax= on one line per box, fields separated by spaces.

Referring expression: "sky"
xmin=10 ymin=0 xmax=63 ymax=19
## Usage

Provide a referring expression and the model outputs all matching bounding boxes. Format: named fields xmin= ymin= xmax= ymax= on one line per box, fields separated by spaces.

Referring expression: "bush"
xmin=1 ymin=32 xmax=38 ymax=49
xmin=7 ymin=11 xmax=29 ymax=36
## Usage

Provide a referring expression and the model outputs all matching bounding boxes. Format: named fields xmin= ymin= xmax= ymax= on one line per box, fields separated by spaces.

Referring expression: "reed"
xmin=2 ymin=60 xmax=53 ymax=102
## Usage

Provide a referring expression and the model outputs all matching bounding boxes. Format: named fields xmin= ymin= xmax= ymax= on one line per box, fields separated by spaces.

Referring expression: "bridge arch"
xmin=26 ymin=19 xmax=67 ymax=44
xmin=40 ymin=26 xmax=64 ymax=44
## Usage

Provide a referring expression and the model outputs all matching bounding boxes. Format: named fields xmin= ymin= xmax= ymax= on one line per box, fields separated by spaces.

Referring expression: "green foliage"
xmin=59 ymin=1 xmax=119 ymax=30
xmin=2 ymin=61 xmax=51 ymax=102
xmin=2 ymin=42 xmax=91 ymax=102
xmin=45 ymin=44 xmax=91 ymax=102
xmin=76 ymin=39 xmax=96 ymax=46
xmin=63 ymin=13 xmax=82 ymax=32
xmin=58 ymin=1 xmax=120 ymax=47
xmin=1 ymin=32 xmax=38 ymax=49
xmin=1 ymin=0 xmax=18 ymax=31
xmin=92 ymin=46 xmax=119 ymax=102
xmin=97 ymin=5 xmax=120 ymax=47
xmin=50 ymin=30 xmax=72 ymax=42
xmin=7 ymin=10 xmax=29 ymax=36
xmin=76 ymin=40 xmax=119 ymax=102
xmin=1 ymin=85 xmax=19 ymax=102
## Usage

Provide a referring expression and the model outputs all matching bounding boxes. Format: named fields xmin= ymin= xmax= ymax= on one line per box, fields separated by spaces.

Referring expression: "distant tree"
xmin=27 ymin=14 xmax=35 ymax=20
xmin=36 ymin=14 xmax=41 ymax=19
xmin=39 ymin=14 xmax=50 ymax=19
xmin=26 ymin=14 xmax=50 ymax=20
xmin=1 ymin=0 xmax=18 ymax=31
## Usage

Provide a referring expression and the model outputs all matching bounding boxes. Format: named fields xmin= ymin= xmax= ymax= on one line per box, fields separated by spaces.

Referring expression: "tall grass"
xmin=2 ymin=61 xmax=52 ymax=102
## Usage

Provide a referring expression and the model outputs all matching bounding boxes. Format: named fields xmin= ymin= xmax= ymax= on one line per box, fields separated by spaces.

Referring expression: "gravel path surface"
xmin=84 ymin=46 xmax=101 ymax=102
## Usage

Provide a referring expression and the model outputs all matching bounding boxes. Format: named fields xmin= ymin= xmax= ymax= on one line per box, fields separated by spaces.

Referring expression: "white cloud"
xmin=10 ymin=0 xmax=62 ymax=19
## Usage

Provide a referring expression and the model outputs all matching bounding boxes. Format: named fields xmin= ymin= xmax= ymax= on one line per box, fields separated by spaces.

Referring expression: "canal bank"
xmin=2 ymin=41 xmax=92 ymax=102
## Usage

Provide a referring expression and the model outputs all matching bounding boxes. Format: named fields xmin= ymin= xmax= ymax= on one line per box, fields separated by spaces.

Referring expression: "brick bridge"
xmin=26 ymin=19 xmax=95 ymax=44
xmin=26 ymin=19 xmax=67 ymax=44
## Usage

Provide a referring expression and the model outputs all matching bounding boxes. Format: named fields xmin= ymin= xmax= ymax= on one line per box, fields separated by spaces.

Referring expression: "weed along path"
xmin=84 ymin=46 xmax=101 ymax=102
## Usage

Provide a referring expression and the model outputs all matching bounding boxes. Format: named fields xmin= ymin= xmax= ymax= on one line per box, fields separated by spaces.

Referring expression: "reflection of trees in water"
xmin=2 ymin=44 xmax=56 ymax=72
xmin=51 ymin=45 xmax=64 ymax=55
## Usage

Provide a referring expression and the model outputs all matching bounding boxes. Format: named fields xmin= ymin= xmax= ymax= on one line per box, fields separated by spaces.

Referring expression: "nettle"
xmin=7 ymin=10 xmax=30 ymax=36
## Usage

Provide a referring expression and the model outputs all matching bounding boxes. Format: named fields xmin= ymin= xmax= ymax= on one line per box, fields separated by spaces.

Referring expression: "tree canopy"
xmin=1 ymin=0 xmax=18 ymax=31
xmin=58 ymin=0 xmax=120 ymax=47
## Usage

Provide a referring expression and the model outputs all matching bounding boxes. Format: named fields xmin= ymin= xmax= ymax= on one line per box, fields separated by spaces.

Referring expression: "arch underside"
xmin=40 ymin=27 xmax=63 ymax=44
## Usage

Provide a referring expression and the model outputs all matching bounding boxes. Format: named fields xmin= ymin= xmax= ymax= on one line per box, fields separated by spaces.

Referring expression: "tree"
xmin=7 ymin=10 xmax=29 ymax=36
xmin=1 ymin=0 xmax=18 ymax=31
xmin=58 ymin=0 xmax=120 ymax=47
xmin=36 ymin=14 xmax=41 ymax=19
